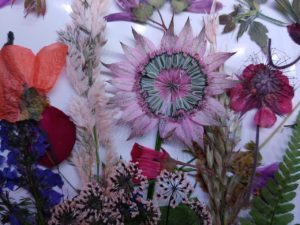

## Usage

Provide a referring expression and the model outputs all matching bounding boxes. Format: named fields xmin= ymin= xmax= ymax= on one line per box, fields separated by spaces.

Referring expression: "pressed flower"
xmin=109 ymin=161 xmax=148 ymax=195
xmin=287 ymin=23 xmax=300 ymax=45
xmin=156 ymin=170 xmax=193 ymax=207
xmin=38 ymin=106 xmax=76 ymax=167
xmin=48 ymin=200 xmax=82 ymax=225
xmin=253 ymin=162 xmax=279 ymax=195
xmin=171 ymin=0 xmax=222 ymax=14
xmin=230 ymin=64 xmax=294 ymax=127
xmin=187 ymin=199 xmax=212 ymax=225
xmin=0 ymin=43 xmax=68 ymax=122
xmin=0 ymin=0 xmax=10 ymax=7
xmin=107 ymin=19 xmax=234 ymax=146
xmin=131 ymin=143 xmax=170 ymax=179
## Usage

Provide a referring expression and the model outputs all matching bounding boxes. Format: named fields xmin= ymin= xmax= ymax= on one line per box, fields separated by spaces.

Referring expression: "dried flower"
xmin=287 ymin=23 xmax=300 ymax=45
xmin=107 ymin=19 xmax=235 ymax=146
xmin=131 ymin=143 xmax=170 ymax=179
xmin=230 ymin=64 xmax=294 ymax=127
xmin=48 ymin=200 xmax=82 ymax=225
xmin=253 ymin=162 xmax=279 ymax=195
xmin=187 ymin=199 xmax=212 ymax=225
xmin=109 ymin=161 xmax=148 ymax=195
xmin=0 ymin=0 xmax=10 ymax=7
xmin=156 ymin=170 xmax=193 ymax=207
xmin=172 ymin=0 xmax=222 ymax=14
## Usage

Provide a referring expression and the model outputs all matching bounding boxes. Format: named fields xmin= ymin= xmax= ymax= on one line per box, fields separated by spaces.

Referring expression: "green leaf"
xmin=223 ymin=21 xmax=236 ymax=33
xmin=240 ymin=113 xmax=300 ymax=225
xmin=158 ymin=204 xmax=200 ymax=225
xmin=237 ymin=19 xmax=252 ymax=40
xmin=132 ymin=3 xmax=154 ymax=23
xmin=248 ymin=21 xmax=268 ymax=54
xmin=292 ymin=0 xmax=300 ymax=18
xmin=240 ymin=218 xmax=255 ymax=225
xmin=254 ymin=0 xmax=268 ymax=4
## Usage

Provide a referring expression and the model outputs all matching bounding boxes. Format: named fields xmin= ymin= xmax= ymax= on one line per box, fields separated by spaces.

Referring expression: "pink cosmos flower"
xmin=131 ymin=143 xmax=170 ymax=179
xmin=107 ymin=19 xmax=235 ymax=146
xmin=230 ymin=64 xmax=294 ymax=127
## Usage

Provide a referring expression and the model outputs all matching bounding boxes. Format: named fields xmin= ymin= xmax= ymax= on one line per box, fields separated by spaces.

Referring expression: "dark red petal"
xmin=273 ymin=97 xmax=293 ymax=114
xmin=229 ymin=84 xmax=250 ymax=112
xmin=287 ymin=23 xmax=300 ymax=45
xmin=254 ymin=107 xmax=276 ymax=128
xmin=38 ymin=106 xmax=76 ymax=167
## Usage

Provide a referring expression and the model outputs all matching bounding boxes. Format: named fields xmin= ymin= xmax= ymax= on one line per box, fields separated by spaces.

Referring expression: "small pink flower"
xmin=131 ymin=143 xmax=170 ymax=179
xmin=230 ymin=64 xmax=294 ymax=127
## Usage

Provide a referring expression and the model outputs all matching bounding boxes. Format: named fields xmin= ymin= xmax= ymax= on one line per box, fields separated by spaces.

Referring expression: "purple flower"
xmin=186 ymin=0 xmax=222 ymax=13
xmin=34 ymin=167 xmax=63 ymax=188
xmin=287 ymin=23 xmax=300 ymax=45
xmin=2 ymin=167 xmax=19 ymax=190
xmin=40 ymin=189 xmax=63 ymax=208
xmin=0 ymin=0 xmax=10 ymax=8
xmin=253 ymin=163 xmax=279 ymax=195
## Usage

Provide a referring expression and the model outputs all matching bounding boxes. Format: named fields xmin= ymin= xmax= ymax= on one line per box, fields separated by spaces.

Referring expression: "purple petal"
xmin=104 ymin=12 xmax=135 ymax=22
xmin=253 ymin=162 xmax=279 ymax=193
xmin=176 ymin=18 xmax=194 ymax=49
xmin=161 ymin=17 xmax=178 ymax=50
xmin=0 ymin=0 xmax=10 ymax=7
xmin=187 ymin=0 xmax=222 ymax=13
xmin=205 ymin=52 xmax=235 ymax=72
xmin=132 ymin=28 xmax=156 ymax=54
xmin=116 ymin=0 xmax=139 ymax=10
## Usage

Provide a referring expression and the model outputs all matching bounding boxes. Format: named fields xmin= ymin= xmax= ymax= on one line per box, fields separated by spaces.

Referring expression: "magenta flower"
xmin=253 ymin=163 xmax=279 ymax=195
xmin=186 ymin=0 xmax=222 ymax=13
xmin=131 ymin=143 xmax=170 ymax=179
xmin=230 ymin=64 xmax=294 ymax=128
xmin=0 ymin=0 xmax=10 ymax=7
xmin=106 ymin=19 xmax=235 ymax=146
xmin=287 ymin=23 xmax=300 ymax=45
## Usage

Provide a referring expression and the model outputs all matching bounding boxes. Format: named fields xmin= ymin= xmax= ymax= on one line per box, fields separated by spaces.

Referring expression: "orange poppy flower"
xmin=0 ymin=43 xmax=68 ymax=122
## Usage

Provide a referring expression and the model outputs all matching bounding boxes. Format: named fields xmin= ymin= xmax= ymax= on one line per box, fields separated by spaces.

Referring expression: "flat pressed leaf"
xmin=252 ymin=198 xmax=272 ymax=215
xmin=261 ymin=187 xmax=275 ymax=204
xmin=237 ymin=19 xmax=252 ymax=40
xmin=240 ymin=218 xmax=255 ymax=225
xmin=282 ymin=183 xmax=299 ymax=193
xmin=274 ymin=203 xmax=295 ymax=214
xmin=250 ymin=208 xmax=270 ymax=225
xmin=279 ymin=163 xmax=289 ymax=177
xmin=248 ymin=21 xmax=268 ymax=54
xmin=292 ymin=0 xmax=300 ymax=21
xmin=279 ymin=191 xmax=296 ymax=203
xmin=273 ymin=213 xmax=294 ymax=225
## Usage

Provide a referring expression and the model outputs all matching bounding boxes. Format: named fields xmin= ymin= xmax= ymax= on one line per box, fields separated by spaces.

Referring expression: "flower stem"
xmin=165 ymin=191 xmax=174 ymax=225
xmin=257 ymin=12 xmax=288 ymax=27
xmin=93 ymin=126 xmax=100 ymax=182
xmin=147 ymin=130 xmax=162 ymax=199
xmin=244 ymin=125 xmax=260 ymax=206
xmin=268 ymin=39 xmax=300 ymax=69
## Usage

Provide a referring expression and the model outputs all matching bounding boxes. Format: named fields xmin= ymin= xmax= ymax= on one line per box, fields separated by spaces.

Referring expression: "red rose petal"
xmin=254 ymin=107 xmax=276 ymax=128
xmin=38 ymin=106 xmax=76 ymax=167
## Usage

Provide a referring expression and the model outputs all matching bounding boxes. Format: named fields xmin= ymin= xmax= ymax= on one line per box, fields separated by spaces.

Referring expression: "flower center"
xmin=251 ymin=67 xmax=280 ymax=96
xmin=138 ymin=52 xmax=207 ymax=120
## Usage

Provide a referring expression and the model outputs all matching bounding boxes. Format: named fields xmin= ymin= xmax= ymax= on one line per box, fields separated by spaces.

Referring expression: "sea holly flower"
xmin=230 ymin=64 xmax=294 ymax=127
xmin=107 ymin=19 xmax=235 ymax=146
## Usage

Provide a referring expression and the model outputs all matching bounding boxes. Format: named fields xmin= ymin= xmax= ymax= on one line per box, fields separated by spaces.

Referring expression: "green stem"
xmin=147 ymin=130 xmax=162 ymax=199
xmin=257 ymin=12 xmax=288 ymax=27
xmin=93 ymin=126 xmax=100 ymax=182
xmin=260 ymin=100 xmax=300 ymax=150
xmin=244 ymin=125 xmax=260 ymax=206
xmin=179 ymin=157 xmax=197 ymax=169
xmin=165 ymin=191 xmax=174 ymax=225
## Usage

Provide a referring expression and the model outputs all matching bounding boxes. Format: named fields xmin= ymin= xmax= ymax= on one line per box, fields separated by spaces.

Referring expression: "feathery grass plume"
xmin=240 ymin=113 xmax=300 ymax=225
xmin=58 ymin=0 xmax=116 ymax=184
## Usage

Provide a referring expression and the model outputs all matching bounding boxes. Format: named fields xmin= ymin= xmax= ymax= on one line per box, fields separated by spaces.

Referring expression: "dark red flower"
xmin=287 ymin=23 xmax=300 ymax=45
xmin=38 ymin=106 xmax=76 ymax=167
xmin=131 ymin=143 xmax=171 ymax=179
xmin=230 ymin=64 xmax=294 ymax=127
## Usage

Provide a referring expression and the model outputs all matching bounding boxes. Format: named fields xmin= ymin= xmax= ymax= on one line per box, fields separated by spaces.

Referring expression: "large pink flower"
xmin=230 ymin=64 xmax=294 ymax=127
xmin=107 ymin=19 xmax=235 ymax=146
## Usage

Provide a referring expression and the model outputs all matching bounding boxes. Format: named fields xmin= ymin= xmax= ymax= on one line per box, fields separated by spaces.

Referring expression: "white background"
xmin=0 ymin=0 xmax=299 ymax=223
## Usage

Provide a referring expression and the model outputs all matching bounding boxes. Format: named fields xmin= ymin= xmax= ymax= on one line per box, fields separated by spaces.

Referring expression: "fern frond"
xmin=240 ymin=113 xmax=300 ymax=225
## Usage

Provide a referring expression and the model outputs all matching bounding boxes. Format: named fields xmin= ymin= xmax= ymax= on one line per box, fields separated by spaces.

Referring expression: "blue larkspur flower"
xmin=40 ymin=189 xmax=63 ymax=208
xmin=34 ymin=167 xmax=63 ymax=188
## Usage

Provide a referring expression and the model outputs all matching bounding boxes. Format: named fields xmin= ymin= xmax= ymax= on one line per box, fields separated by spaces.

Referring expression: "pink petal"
xmin=181 ymin=118 xmax=204 ymax=146
xmin=207 ymin=72 xmax=239 ymax=95
xmin=205 ymin=97 xmax=226 ymax=117
xmin=132 ymin=28 xmax=156 ymax=54
xmin=272 ymin=97 xmax=292 ymax=115
xmin=128 ymin=115 xmax=158 ymax=139
xmin=121 ymin=103 xmax=144 ymax=122
xmin=121 ymin=42 xmax=146 ymax=67
xmin=104 ymin=12 xmax=135 ymax=22
xmin=205 ymin=52 xmax=235 ymax=72
xmin=176 ymin=18 xmax=194 ymax=49
xmin=187 ymin=0 xmax=222 ymax=13
xmin=229 ymin=84 xmax=249 ymax=112
xmin=116 ymin=0 xmax=139 ymax=10
xmin=103 ymin=61 xmax=135 ymax=77
xmin=254 ymin=107 xmax=276 ymax=128
xmin=159 ymin=119 xmax=177 ymax=139
xmin=161 ymin=18 xmax=178 ymax=50
xmin=191 ymin=110 xmax=219 ymax=126
xmin=191 ymin=27 xmax=207 ymax=56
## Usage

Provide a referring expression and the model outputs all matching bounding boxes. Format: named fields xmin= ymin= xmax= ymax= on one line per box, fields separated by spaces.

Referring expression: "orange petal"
xmin=0 ymin=51 xmax=23 ymax=122
xmin=33 ymin=43 xmax=68 ymax=93
xmin=1 ymin=45 xmax=35 ymax=85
